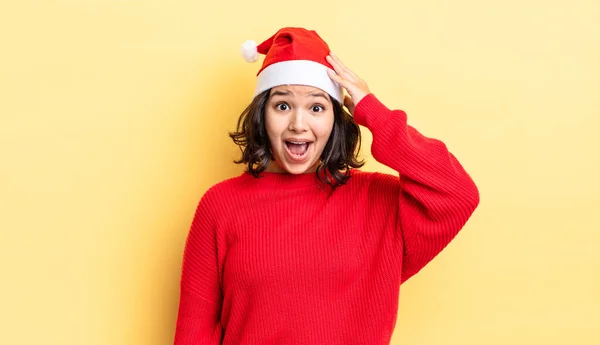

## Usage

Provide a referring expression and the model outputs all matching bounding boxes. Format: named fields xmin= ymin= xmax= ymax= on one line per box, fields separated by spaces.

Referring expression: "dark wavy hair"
xmin=229 ymin=88 xmax=364 ymax=188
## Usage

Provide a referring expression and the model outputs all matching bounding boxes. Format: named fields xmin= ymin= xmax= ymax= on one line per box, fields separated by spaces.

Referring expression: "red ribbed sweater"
xmin=173 ymin=94 xmax=480 ymax=345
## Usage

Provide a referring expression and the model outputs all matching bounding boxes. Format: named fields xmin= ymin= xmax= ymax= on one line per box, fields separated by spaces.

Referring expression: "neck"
xmin=265 ymin=161 xmax=320 ymax=174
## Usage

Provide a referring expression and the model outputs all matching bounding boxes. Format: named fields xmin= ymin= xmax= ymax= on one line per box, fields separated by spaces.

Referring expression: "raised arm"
xmin=326 ymin=52 xmax=479 ymax=283
xmin=353 ymin=94 xmax=480 ymax=283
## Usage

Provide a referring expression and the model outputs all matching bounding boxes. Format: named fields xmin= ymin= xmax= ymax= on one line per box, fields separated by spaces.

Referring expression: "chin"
xmin=273 ymin=158 xmax=319 ymax=175
xmin=285 ymin=166 xmax=314 ymax=174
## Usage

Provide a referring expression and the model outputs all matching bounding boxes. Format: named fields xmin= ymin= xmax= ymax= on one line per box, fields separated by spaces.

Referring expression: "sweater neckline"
xmin=242 ymin=170 xmax=325 ymax=190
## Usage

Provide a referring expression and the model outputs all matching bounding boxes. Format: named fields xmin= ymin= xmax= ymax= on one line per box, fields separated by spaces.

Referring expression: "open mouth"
xmin=284 ymin=141 xmax=312 ymax=161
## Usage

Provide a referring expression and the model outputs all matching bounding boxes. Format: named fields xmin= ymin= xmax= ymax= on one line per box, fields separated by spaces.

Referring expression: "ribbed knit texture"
xmin=173 ymin=94 xmax=480 ymax=345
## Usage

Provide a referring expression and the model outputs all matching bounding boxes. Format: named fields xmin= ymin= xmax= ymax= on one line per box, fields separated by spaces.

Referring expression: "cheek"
xmin=314 ymin=113 xmax=335 ymax=139
xmin=264 ymin=111 xmax=284 ymax=143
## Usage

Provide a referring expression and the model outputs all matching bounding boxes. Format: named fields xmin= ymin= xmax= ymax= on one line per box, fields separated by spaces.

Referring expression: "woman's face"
xmin=264 ymin=84 xmax=335 ymax=174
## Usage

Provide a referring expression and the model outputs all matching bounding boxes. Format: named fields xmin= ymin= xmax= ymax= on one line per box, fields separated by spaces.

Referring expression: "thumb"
xmin=343 ymin=95 xmax=355 ymax=114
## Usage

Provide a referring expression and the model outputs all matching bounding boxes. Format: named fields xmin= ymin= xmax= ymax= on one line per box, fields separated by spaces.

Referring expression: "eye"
xmin=275 ymin=102 xmax=289 ymax=111
xmin=311 ymin=104 xmax=325 ymax=112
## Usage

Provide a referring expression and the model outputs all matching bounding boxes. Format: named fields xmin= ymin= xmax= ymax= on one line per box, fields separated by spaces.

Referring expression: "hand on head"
xmin=326 ymin=52 xmax=371 ymax=114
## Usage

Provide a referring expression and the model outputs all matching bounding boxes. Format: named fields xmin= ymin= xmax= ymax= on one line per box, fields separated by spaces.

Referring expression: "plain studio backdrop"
xmin=1 ymin=1 xmax=598 ymax=344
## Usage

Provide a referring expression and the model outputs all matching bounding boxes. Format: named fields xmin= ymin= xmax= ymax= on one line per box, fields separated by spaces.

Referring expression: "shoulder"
xmin=195 ymin=173 xmax=247 ymax=210
xmin=342 ymin=169 xmax=401 ymax=216
xmin=348 ymin=168 xmax=400 ymax=190
xmin=345 ymin=169 xmax=401 ymax=203
xmin=206 ymin=173 xmax=245 ymax=194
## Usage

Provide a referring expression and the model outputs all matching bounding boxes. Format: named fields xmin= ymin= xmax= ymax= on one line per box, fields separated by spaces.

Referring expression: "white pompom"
xmin=241 ymin=40 xmax=258 ymax=63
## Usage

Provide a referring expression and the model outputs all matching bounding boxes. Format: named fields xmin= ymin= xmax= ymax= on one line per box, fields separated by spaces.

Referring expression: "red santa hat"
xmin=241 ymin=27 xmax=343 ymax=102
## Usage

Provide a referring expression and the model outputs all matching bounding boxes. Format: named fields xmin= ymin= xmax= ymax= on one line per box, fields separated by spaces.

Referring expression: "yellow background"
xmin=1 ymin=0 xmax=599 ymax=344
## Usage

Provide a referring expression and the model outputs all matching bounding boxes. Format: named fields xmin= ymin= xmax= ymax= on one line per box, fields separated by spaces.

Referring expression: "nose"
xmin=288 ymin=109 xmax=308 ymax=132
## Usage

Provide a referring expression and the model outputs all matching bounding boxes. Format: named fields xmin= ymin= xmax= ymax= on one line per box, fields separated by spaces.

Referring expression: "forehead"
xmin=270 ymin=84 xmax=327 ymax=96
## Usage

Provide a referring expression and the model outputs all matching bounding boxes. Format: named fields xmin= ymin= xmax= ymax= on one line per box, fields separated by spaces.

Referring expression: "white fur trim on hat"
xmin=254 ymin=60 xmax=343 ymax=102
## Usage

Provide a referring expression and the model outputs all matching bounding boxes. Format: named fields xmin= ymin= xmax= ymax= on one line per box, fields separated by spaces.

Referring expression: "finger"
xmin=344 ymin=95 xmax=355 ymax=113
xmin=326 ymin=68 xmax=349 ymax=88
xmin=329 ymin=52 xmax=347 ymax=70
xmin=329 ymin=52 xmax=359 ymax=79
xmin=327 ymin=56 xmax=357 ymax=84
xmin=326 ymin=54 xmax=343 ymax=75
xmin=326 ymin=54 xmax=351 ymax=78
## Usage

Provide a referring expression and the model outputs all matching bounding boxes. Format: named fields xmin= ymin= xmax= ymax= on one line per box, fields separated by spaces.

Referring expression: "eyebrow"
xmin=270 ymin=90 xmax=331 ymax=103
xmin=271 ymin=90 xmax=293 ymax=97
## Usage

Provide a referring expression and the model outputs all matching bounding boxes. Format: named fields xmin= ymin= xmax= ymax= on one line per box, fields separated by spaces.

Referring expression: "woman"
xmin=173 ymin=27 xmax=479 ymax=345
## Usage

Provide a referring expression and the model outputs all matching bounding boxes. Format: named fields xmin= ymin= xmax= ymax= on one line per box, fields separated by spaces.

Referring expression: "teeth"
xmin=289 ymin=141 xmax=309 ymax=144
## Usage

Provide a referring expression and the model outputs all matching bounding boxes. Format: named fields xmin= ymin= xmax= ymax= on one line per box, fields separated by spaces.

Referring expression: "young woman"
xmin=173 ymin=27 xmax=480 ymax=345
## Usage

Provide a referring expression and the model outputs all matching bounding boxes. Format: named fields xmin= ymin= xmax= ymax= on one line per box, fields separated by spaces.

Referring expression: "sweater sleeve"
xmin=353 ymin=94 xmax=480 ymax=284
xmin=173 ymin=189 xmax=224 ymax=344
